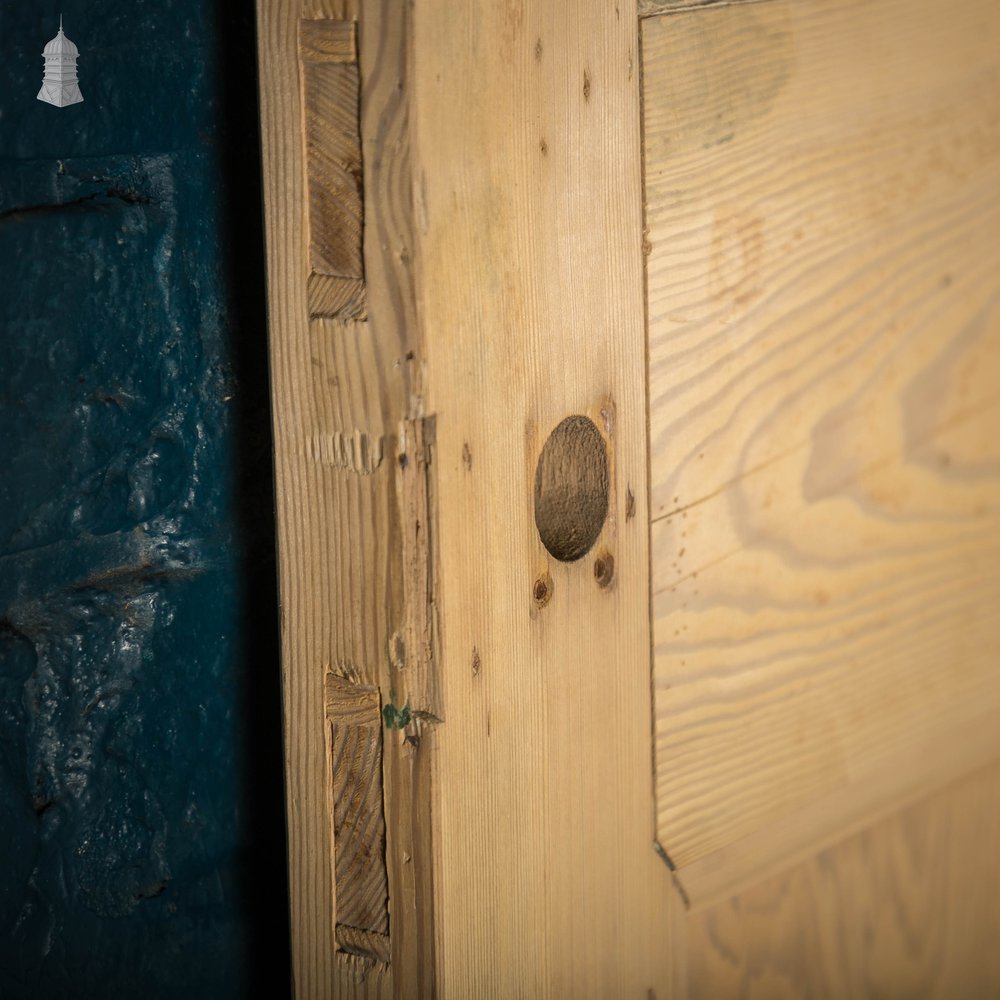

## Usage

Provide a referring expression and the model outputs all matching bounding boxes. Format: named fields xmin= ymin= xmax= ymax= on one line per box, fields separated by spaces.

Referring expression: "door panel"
xmin=644 ymin=0 xmax=1000 ymax=904
xmin=687 ymin=758 xmax=1000 ymax=999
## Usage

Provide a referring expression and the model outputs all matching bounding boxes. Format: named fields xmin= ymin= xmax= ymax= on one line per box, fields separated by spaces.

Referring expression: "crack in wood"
xmin=639 ymin=0 xmax=775 ymax=17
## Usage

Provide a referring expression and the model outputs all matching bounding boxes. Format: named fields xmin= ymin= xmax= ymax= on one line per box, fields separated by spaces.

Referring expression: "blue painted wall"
xmin=0 ymin=3 xmax=289 ymax=997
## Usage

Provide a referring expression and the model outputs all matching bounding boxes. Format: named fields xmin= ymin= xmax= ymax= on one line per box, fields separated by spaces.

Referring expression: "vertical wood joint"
xmin=390 ymin=415 xmax=441 ymax=721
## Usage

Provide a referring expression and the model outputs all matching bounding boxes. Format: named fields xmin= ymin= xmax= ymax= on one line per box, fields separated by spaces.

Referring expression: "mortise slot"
xmin=299 ymin=19 xmax=366 ymax=320
xmin=325 ymin=673 xmax=389 ymax=960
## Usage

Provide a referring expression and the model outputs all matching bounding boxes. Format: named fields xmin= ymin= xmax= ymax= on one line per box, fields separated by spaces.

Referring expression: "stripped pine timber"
xmin=262 ymin=0 xmax=687 ymax=992
xmin=257 ymin=0 xmax=437 ymax=993
xmin=642 ymin=0 xmax=1000 ymax=904
xmin=687 ymin=757 xmax=1000 ymax=998
xmin=258 ymin=1 xmax=360 ymax=991
xmin=410 ymin=0 xmax=682 ymax=994
xmin=357 ymin=1 xmax=440 ymax=990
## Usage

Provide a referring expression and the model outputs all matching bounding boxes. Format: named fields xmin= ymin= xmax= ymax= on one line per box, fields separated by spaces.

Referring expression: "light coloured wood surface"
xmin=260 ymin=0 xmax=687 ymax=993
xmin=258 ymin=0 xmax=439 ymax=993
xmin=687 ymin=757 xmax=1000 ymax=999
xmin=411 ymin=0 xmax=682 ymax=994
xmin=257 ymin=1 xmax=356 ymax=993
xmin=643 ymin=0 xmax=1000 ymax=903
xmin=356 ymin=0 xmax=441 ymax=989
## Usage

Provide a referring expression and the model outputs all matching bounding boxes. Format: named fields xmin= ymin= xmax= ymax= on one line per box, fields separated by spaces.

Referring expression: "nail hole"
xmin=594 ymin=551 xmax=615 ymax=589
xmin=533 ymin=573 xmax=553 ymax=608
xmin=534 ymin=414 xmax=609 ymax=562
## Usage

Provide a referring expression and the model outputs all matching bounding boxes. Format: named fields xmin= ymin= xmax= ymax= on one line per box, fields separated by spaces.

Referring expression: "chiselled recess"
xmin=298 ymin=18 xmax=366 ymax=320
xmin=534 ymin=415 xmax=610 ymax=562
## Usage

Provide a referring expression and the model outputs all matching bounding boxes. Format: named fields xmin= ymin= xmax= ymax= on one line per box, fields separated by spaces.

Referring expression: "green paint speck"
xmin=382 ymin=703 xmax=412 ymax=729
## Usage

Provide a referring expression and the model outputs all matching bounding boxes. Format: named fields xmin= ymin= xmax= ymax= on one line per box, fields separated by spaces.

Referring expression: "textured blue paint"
xmin=0 ymin=3 xmax=288 ymax=997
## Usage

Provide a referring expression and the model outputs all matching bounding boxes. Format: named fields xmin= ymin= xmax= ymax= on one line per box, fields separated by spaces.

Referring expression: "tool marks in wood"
xmin=259 ymin=0 xmax=438 ymax=994
xmin=325 ymin=674 xmax=390 ymax=962
xmin=299 ymin=18 xmax=366 ymax=320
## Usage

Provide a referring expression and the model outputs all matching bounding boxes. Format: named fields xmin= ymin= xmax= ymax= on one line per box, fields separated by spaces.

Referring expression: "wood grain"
xmin=642 ymin=0 xmax=1000 ymax=903
xmin=639 ymin=0 xmax=764 ymax=17
xmin=411 ymin=0 xmax=683 ymax=994
xmin=258 ymin=0 xmax=438 ymax=993
xmin=687 ymin=757 xmax=1000 ymax=999
xmin=258 ymin=2 xmax=360 ymax=992
xmin=299 ymin=17 xmax=366 ymax=320
xmin=299 ymin=17 xmax=357 ymax=62
xmin=326 ymin=675 xmax=390 ymax=953
xmin=307 ymin=272 xmax=366 ymax=322
xmin=302 ymin=57 xmax=360 ymax=278
xmin=357 ymin=0 xmax=440 ymax=991
xmin=390 ymin=417 xmax=440 ymax=720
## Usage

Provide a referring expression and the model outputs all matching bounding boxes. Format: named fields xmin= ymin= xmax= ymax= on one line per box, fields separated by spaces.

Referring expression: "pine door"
xmin=255 ymin=0 xmax=1000 ymax=995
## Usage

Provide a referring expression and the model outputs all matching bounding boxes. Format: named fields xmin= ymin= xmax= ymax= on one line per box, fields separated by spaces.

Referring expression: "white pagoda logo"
xmin=38 ymin=16 xmax=84 ymax=108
